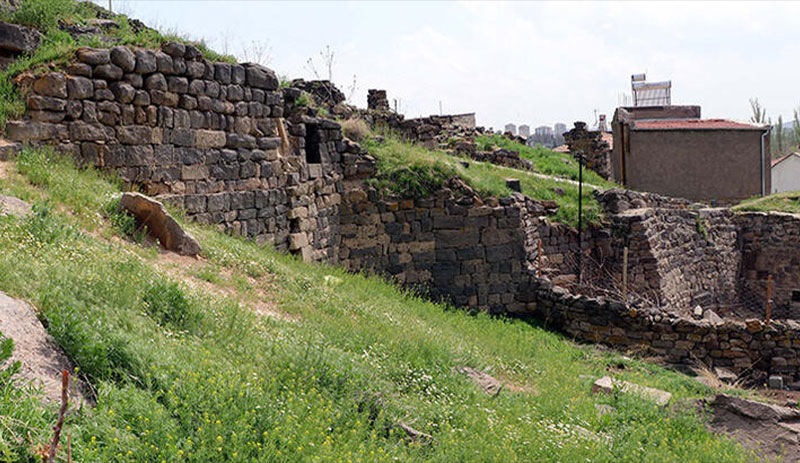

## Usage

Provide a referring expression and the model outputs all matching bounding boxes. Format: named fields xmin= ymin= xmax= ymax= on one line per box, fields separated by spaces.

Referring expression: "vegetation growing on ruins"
xmin=477 ymin=134 xmax=616 ymax=189
xmin=365 ymin=135 xmax=605 ymax=227
xmin=0 ymin=146 xmax=752 ymax=462
xmin=734 ymin=191 xmax=800 ymax=214
xmin=0 ymin=0 xmax=235 ymax=128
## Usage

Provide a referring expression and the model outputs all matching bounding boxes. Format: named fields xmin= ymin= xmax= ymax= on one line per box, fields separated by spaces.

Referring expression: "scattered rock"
xmin=0 ymin=195 xmax=31 ymax=218
xmin=118 ymin=192 xmax=201 ymax=256
xmin=715 ymin=367 xmax=738 ymax=384
xmin=0 ymin=20 xmax=40 ymax=54
xmin=457 ymin=366 xmax=503 ymax=396
xmin=707 ymin=394 xmax=800 ymax=462
xmin=592 ymin=376 xmax=672 ymax=407
xmin=0 ymin=138 xmax=21 ymax=160
xmin=396 ymin=421 xmax=432 ymax=444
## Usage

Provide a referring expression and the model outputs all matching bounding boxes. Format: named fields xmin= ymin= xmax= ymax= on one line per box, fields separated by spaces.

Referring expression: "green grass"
xmin=364 ymin=135 xmax=605 ymax=227
xmin=0 ymin=147 xmax=753 ymax=462
xmin=734 ymin=191 xmax=800 ymax=214
xmin=0 ymin=0 xmax=236 ymax=129
xmin=477 ymin=134 xmax=617 ymax=189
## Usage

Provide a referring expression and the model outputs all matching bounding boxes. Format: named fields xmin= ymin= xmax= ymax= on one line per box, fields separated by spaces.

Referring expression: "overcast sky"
xmin=97 ymin=0 xmax=800 ymax=132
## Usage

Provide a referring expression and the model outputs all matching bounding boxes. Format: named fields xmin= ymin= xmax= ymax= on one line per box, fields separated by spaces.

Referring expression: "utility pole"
xmin=108 ymin=0 xmax=112 ymax=12
xmin=577 ymin=151 xmax=585 ymax=285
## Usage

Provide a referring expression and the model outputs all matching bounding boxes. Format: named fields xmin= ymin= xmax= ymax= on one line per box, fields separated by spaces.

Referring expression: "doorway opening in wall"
xmin=305 ymin=123 xmax=322 ymax=164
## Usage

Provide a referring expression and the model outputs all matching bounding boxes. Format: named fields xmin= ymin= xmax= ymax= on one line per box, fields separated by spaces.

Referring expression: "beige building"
xmin=772 ymin=152 xmax=800 ymax=193
xmin=611 ymin=106 xmax=770 ymax=202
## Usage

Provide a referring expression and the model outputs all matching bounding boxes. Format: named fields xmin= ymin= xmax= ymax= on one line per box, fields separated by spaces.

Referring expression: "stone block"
xmin=70 ymin=122 xmax=112 ymax=141
xmin=182 ymin=164 xmax=208 ymax=180
xmin=76 ymin=47 xmax=110 ymax=65
xmin=244 ymin=63 xmax=278 ymax=90
xmin=194 ymin=129 xmax=226 ymax=148
xmin=26 ymin=95 xmax=66 ymax=111
xmin=94 ymin=64 xmax=123 ymax=80
xmin=110 ymin=45 xmax=136 ymax=72
xmin=32 ymin=73 xmax=67 ymax=98
xmin=134 ymin=49 xmax=157 ymax=74
xmin=289 ymin=232 xmax=308 ymax=250
xmin=110 ymin=81 xmax=135 ymax=103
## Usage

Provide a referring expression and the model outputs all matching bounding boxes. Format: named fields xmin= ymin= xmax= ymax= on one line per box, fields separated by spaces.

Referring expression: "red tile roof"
xmin=632 ymin=119 xmax=766 ymax=131
xmin=772 ymin=152 xmax=800 ymax=167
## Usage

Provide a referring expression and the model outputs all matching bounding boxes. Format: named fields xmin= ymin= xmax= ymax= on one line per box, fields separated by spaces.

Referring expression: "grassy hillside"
xmin=0 ymin=147 xmax=752 ymax=462
xmin=365 ymin=136 xmax=610 ymax=228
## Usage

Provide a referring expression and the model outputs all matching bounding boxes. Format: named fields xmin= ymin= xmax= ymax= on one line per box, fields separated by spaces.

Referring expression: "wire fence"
xmin=531 ymin=242 xmax=800 ymax=323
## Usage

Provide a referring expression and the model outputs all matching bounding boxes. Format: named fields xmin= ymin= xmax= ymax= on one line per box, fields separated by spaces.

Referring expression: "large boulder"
xmin=0 ymin=20 xmax=40 ymax=54
xmin=118 ymin=192 xmax=201 ymax=257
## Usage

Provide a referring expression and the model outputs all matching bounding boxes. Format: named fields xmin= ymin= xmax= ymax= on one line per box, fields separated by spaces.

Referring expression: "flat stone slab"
xmin=0 ymin=194 xmax=31 ymax=217
xmin=592 ymin=376 xmax=672 ymax=406
xmin=457 ymin=366 xmax=503 ymax=396
xmin=119 ymin=192 xmax=201 ymax=256
xmin=708 ymin=394 xmax=800 ymax=462
xmin=0 ymin=291 xmax=84 ymax=404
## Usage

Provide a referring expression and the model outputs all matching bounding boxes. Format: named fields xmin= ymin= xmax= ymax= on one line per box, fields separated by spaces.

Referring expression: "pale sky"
xmin=96 ymin=0 xmax=800 ymax=132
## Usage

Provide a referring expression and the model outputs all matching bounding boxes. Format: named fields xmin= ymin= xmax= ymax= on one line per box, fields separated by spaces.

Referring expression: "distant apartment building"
xmin=518 ymin=124 xmax=530 ymax=138
xmin=504 ymin=123 xmax=517 ymax=135
xmin=530 ymin=126 xmax=556 ymax=148
xmin=554 ymin=122 xmax=567 ymax=146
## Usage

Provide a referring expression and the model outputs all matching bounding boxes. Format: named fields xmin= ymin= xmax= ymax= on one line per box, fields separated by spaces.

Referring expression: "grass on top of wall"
xmin=476 ymin=134 xmax=618 ymax=190
xmin=0 ymin=0 xmax=236 ymax=129
xmin=0 ymin=146 xmax=754 ymax=462
xmin=363 ymin=135 xmax=605 ymax=228
xmin=734 ymin=191 xmax=800 ymax=214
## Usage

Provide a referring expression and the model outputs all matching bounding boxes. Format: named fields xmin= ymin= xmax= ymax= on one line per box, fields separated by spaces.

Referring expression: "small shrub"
xmin=9 ymin=0 xmax=75 ymax=30
xmin=341 ymin=118 xmax=370 ymax=142
xmin=143 ymin=279 xmax=198 ymax=330
xmin=103 ymin=196 xmax=137 ymax=237
xmin=295 ymin=92 xmax=312 ymax=107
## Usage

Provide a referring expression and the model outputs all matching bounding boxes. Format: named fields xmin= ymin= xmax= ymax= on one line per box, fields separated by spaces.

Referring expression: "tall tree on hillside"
xmin=750 ymin=98 xmax=767 ymax=124
xmin=793 ymin=107 xmax=800 ymax=151
xmin=775 ymin=115 xmax=785 ymax=156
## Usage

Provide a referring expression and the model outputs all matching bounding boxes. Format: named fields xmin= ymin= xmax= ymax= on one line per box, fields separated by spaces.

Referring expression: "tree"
xmin=793 ymin=107 xmax=800 ymax=150
xmin=775 ymin=115 xmax=784 ymax=155
xmin=749 ymin=98 xmax=767 ymax=124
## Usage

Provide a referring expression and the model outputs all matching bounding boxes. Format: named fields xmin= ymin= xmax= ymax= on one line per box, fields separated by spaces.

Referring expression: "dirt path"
xmin=0 ymin=291 xmax=86 ymax=404
xmin=153 ymin=251 xmax=297 ymax=322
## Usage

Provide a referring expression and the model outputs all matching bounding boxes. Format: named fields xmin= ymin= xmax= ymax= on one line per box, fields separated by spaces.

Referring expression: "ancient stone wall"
xmin=5 ymin=43 xmax=350 ymax=263
xmin=738 ymin=212 xmax=800 ymax=317
xmin=563 ymin=122 xmax=612 ymax=180
xmin=8 ymin=45 xmax=800 ymax=381
xmin=338 ymin=187 xmax=534 ymax=313
xmin=522 ymin=277 xmax=800 ymax=384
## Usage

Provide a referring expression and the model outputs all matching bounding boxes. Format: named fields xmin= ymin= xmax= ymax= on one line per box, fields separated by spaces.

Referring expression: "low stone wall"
xmin=522 ymin=277 xmax=800 ymax=383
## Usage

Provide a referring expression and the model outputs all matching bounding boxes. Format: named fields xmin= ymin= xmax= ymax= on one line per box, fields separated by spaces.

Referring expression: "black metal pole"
xmin=577 ymin=153 xmax=583 ymax=285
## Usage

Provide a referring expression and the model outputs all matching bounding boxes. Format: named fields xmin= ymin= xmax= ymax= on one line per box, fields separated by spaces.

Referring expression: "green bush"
xmin=8 ymin=0 xmax=75 ymax=30
xmin=143 ymin=279 xmax=198 ymax=331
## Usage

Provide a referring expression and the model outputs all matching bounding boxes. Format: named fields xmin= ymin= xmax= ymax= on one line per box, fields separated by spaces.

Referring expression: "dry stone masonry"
xmin=9 ymin=44 xmax=800 ymax=383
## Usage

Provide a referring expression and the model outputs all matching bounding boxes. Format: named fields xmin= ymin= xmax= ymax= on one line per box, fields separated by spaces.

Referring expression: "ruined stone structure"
xmin=9 ymin=43 xmax=800 ymax=383
xmin=563 ymin=122 xmax=612 ymax=180
xmin=6 ymin=43 xmax=348 ymax=262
